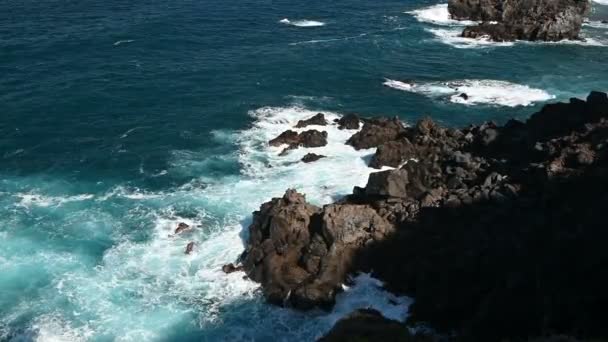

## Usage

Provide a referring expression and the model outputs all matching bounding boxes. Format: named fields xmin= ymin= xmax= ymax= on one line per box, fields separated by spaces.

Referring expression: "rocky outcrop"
xmin=269 ymin=129 xmax=328 ymax=151
xmin=245 ymin=92 xmax=608 ymax=340
xmin=301 ymin=153 xmax=326 ymax=163
xmin=451 ymin=0 xmax=590 ymax=42
xmin=351 ymin=92 xmax=608 ymax=341
xmin=241 ymin=190 xmax=394 ymax=310
xmin=296 ymin=113 xmax=328 ymax=128
xmin=448 ymin=0 xmax=503 ymax=21
xmin=346 ymin=118 xmax=406 ymax=150
xmin=337 ymin=114 xmax=360 ymax=130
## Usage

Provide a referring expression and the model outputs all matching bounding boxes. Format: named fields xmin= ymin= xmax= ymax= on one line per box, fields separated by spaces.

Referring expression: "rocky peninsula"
xmin=228 ymin=91 xmax=608 ymax=341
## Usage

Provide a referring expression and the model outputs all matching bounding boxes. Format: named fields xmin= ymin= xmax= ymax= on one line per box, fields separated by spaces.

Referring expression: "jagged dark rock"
xmin=301 ymin=153 xmax=326 ymax=163
xmin=448 ymin=0 xmax=503 ymax=21
xmin=248 ymin=92 xmax=608 ymax=341
xmin=346 ymin=117 xmax=406 ymax=150
xmin=451 ymin=0 xmax=590 ymax=42
xmin=295 ymin=113 xmax=328 ymax=128
xmin=369 ymin=139 xmax=416 ymax=169
xmin=337 ymin=113 xmax=361 ymax=130
xmin=174 ymin=222 xmax=191 ymax=235
xmin=222 ymin=263 xmax=244 ymax=274
xmin=241 ymin=190 xmax=394 ymax=310
xmin=365 ymin=169 xmax=409 ymax=198
xmin=269 ymin=129 xmax=328 ymax=151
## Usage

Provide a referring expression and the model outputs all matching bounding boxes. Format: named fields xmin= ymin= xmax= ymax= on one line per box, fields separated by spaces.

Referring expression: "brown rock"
xmin=175 ymin=222 xmax=191 ymax=235
xmin=346 ymin=118 xmax=406 ymax=150
xmin=185 ymin=241 xmax=195 ymax=254
xmin=295 ymin=113 xmax=328 ymax=128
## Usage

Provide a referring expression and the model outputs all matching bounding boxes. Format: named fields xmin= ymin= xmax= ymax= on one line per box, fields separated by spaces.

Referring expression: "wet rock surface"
xmin=301 ymin=153 xmax=326 ymax=163
xmin=241 ymin=190 xmax=394 ymax=310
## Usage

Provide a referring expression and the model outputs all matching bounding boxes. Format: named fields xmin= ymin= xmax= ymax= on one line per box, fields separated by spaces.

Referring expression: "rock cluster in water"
xmin=229 ymin=91 xmax=608 ymax=341
xmin=449 ymin=0 xmax=590 ymax=41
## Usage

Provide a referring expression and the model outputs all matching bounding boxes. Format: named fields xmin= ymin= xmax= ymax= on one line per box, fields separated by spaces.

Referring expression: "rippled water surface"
xmin=1 ymin=0 xmax=607 ymax=340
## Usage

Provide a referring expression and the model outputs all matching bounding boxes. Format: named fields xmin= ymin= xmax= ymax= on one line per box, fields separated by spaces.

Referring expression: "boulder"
xmin=365 ymin=169 xmax=409 ymax=198
xmin=301 ymin=153 xmax=326 ymax=163
xmin=369 ymin=139 xmax=416 ymax=169
xmin=346 ymin=118 xmax=406 ymax=150
xmin=269 ymin=130 xmax=300 ymax=147
xmin=295 ymin=113 xmax=328 ymax=128
xmin=242 ymin=190 xmax=393 ymax=310
xmin=337 ymin=114 xmax=361 ymax=130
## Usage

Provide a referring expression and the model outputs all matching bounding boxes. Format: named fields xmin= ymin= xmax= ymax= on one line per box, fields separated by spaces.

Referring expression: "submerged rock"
xmin=301 ymin=153 xmax=326 ymax=163
xmin=185 ymin=241 xmax=195 ymax=254
xmin=222 ymin=263 xmax=244 ymax=274
xmin=174 ymin=222 xmax=191 ymax=235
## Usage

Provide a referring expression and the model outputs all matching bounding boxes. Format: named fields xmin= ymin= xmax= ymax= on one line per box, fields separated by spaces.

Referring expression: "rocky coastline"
xmin=227 ymin=91 xmax=608 ymax=341
xmin=448 ymin=0 xmax=590 ymax=42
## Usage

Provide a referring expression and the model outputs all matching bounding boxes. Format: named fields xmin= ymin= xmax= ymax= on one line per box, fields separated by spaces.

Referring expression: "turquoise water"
xmin=1 ymin=0 xmax=607 ymax=340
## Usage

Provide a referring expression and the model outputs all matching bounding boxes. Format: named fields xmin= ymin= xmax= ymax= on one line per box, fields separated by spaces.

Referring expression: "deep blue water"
xmin=1 ymin=0 xmax=607 ymax=340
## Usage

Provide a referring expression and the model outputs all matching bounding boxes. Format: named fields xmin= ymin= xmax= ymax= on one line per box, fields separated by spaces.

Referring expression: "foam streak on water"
xmin=384 ymin=79 xmax=554 ymax=107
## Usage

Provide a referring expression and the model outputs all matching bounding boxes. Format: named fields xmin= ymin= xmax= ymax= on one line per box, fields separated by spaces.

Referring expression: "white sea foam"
xmin=280 ymin=18 xmax=326 ymax=27
xmin=592 ymin=0 xmax=608 ymax=5
xmin=407 ymin=4 xmax=477 ymax=26
xmin=15 ymin=193 xmax=94 ymax=208
xmin=113 ymin=40 xmax=134 ymax=46
xmin=289 ymin=33 xmax=368 ymax=46
xmin=426 ymin=27 xmax=516 ymax=48
xmin=585 ymin=20 xmax=608 ymax=29
xmin=384 ymin=79 xmax=554 ymax=107
xmin=2 ymin=106 xmax=411 ymax=341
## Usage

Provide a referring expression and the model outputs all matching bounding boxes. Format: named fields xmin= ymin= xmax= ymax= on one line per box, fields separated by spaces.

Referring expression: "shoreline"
xmin=234 ymin=91 xmax=608 ymax=341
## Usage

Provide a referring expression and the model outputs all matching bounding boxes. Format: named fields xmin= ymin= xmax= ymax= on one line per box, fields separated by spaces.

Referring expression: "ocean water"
xmin=1 ymin=0 xmax=607 ymax=340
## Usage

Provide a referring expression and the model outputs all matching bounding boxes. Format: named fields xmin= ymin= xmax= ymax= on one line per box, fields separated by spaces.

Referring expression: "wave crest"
xmin=384 ymin=79 xmax=554 ymax=107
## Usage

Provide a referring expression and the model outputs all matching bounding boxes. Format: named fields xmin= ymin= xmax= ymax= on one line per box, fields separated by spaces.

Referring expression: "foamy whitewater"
xmin=0 ymin=107 xmax=408 ymax=341
xmin=384 ymin=79 xmax=554 ymax=107
xmin=280 ymin=19 xmax=326 ymax=27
